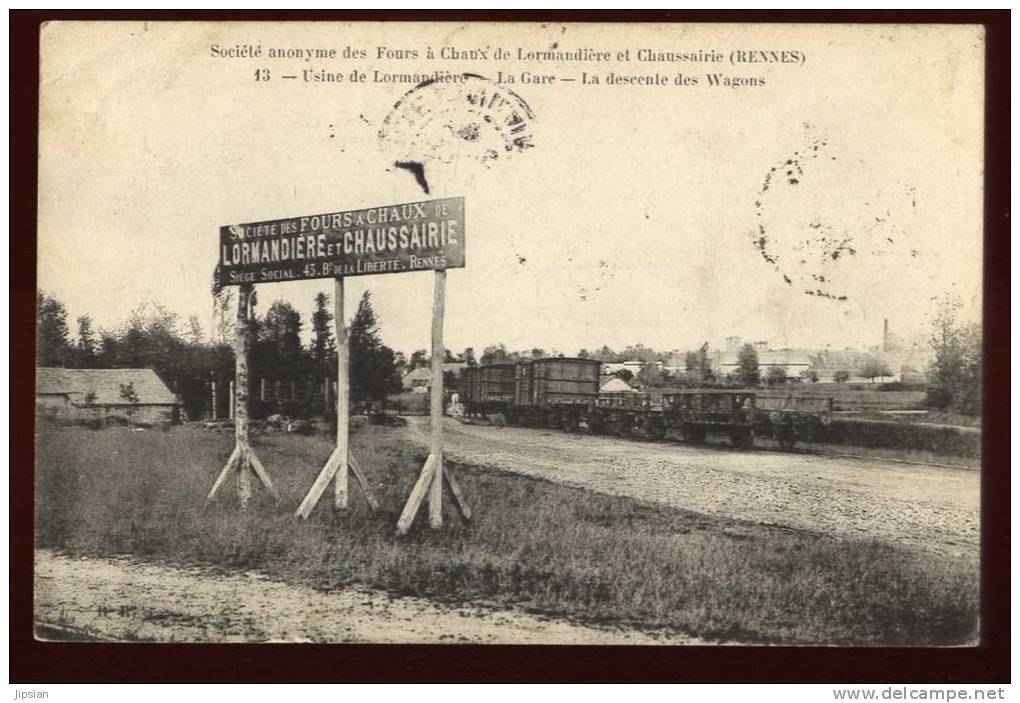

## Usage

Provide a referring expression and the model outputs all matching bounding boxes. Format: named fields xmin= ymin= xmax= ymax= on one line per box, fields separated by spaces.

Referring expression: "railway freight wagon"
xmin=461 ymin=357 xmax=832 ymax=450
xmin=511 ymin=358 xmax=602 ymax=428
xmin=660 ymin=390 xmax=757 ymax=448
xmin=461 ymin=363 xmax=516 ymax=416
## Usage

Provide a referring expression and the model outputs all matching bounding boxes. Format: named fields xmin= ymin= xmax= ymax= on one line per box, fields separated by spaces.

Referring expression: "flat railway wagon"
xmin=591 ymin=389 xmax=831 ymax=449
xmin=461 ymin=358 xmax=832 ymax=451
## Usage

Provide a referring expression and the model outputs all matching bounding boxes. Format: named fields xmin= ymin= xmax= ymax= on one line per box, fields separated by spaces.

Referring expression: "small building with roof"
xmin=36 ymin=367 xmax=180 ymax=425
xmin=600 ymin=374 xmax=638 ymax=394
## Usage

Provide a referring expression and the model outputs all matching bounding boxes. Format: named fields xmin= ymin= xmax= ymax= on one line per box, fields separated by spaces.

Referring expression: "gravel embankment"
xmin=407 ymin=418 xmax=979 ymax=560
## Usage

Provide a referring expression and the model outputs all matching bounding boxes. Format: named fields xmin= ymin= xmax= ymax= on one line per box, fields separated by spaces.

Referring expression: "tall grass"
xmin=35 ymin=423 xmax=978 ymax=645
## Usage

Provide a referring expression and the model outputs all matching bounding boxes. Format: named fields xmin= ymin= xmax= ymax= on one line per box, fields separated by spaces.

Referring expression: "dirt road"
xmin=407 ymin=418 xmax=979 ymax=559
xmin=34 ymin=550 xmax=700 ymax=644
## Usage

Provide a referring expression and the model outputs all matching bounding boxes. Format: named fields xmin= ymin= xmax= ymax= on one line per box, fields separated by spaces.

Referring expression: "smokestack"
xmin=883 ymin=319 xmax=889 ymax=352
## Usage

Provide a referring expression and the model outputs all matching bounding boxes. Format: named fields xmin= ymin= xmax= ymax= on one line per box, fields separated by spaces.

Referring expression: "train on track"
xmin=460 ymin=357 xmax=833 ymax=450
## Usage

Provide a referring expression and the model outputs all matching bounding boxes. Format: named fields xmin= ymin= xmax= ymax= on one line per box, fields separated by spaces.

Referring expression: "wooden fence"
xmin=205 ymin=378 xmax=436 ymax=419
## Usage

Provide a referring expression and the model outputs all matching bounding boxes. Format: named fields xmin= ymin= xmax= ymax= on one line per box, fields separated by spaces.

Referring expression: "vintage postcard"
xmin=34 ymin=20 xmax=984 ymax=646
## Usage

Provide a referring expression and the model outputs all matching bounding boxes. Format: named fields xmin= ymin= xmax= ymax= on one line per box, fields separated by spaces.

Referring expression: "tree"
xmin=100 ymin=301 xmax=184 ymax=373
xmin=954 ymin=322 xmax=982 ymax=415
xmin=616 ymin=368 xmax=634 ymax=382
xmin=800 ymin=368 xmax=820 ymax=383
xmin=736 ymin=344 xmax=760 ymax=387
xmin=620 ymin=343 xmax=658 ymax=363
xmin=37 ymin=290 xmax=72 ymax=367
xmin=637 ymin=364 xmax=672 ymax=388
xmin=765 ymin=366 xmax=788 ymax=386
xmin=252 ymin=299 xmax=306 ymax=380
xmin=393 ymin=351 xmax=408 ymax=377
xmin=684 ymin=350 xmax=699 ymax=372
xmin=119 ymin=382 xmax=139 ymax=404
xmin=461 ymin=347 xmax=477 ymax=366
xmin=444 ymin=348 xmax=457 ymax=363
xmin=349 ymin=291 xmax=401 ymax=401
xmin=309 ymin=291 xmax=336 ymax=373
xmin=860 ymin=355 xmax=892 ymax=383
xmin=834 ymin=369 xmax=850 ymax=384
xmin=928 ymin=296 xmax=982 ymax=414
xmin=480 ymin=344 xmax=508 ymax=365
xmin=696 ymin=343 xmax=715 ymax=383
xmin=75 ymin=314 xmax=99 ymax=367
xmin=260 ymin=300 xmax=302 ymax=352
xmin=186 ymin=314 xmax=204 ymax=346
xmin=212 ymin=288 xmax=236 ymax=344
xmin=410 ymin=349 xmax=429 ymax=369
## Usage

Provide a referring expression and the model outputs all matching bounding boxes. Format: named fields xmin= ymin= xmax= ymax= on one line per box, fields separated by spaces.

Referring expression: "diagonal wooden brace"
xmin=296 ymin=448 xmax=343 ymax=519
xmin=207 ymin=444 xmax=241 ymax=501
xmin=396 ymin=454 xmax=435 ymax=535
xmin=244 ymin=445 xmax=280 ymax=501
xmin=443 ymin=465 xmax=471 ymax=521
xmin=207 ymin=442 xmax=280 ymax=503
xmin=296 ymin=449 xmax=379 ymax=519
xmin=348 ymin=454 xmax=380 ymax=512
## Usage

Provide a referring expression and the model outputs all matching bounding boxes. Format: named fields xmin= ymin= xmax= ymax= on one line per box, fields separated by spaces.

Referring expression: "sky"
xmin=38 ymin=22 xmax=985 ymax=357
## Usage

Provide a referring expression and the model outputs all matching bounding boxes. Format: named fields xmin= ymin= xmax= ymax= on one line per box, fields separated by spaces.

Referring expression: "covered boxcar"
xmin=460 ymin=366 xmax=480 ymax=409
xmin=461 ymin=363 xmax=516 ymax=416
xmin=510 ymin=357 xmax=601 ymax=427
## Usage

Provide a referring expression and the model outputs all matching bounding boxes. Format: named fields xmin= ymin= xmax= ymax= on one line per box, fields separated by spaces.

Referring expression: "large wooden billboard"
xmin=209 ymin=195 xmax=469 ymax=534
xmin=215 ymin=196 xmax=465 ymax=287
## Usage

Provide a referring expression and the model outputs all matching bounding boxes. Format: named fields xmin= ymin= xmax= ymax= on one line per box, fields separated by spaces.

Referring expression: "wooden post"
xmin=207 ymin=283 xmax=280 ymax=507
xmin=428 ymin=270 xmax=446 ymax=528
xmin=228 ymin=380 xmax=235 ymax=420
xmin=233 ymin=285 xmax=251 ymax=504
xmin=295 ymin=277 xmax=378 ymax=519
xmin=334 ymin=276 xmax=350 ymax=509
xmin=233 ymin=286 xmax=251 ymax=506
xmin=397 ymin=269 xmax=470 ymax=534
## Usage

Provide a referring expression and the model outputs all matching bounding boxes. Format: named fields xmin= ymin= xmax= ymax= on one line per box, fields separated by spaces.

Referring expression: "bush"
xmin=877 ymin=382 xmax=925 ymax=392
xmin=823 ymin=420 xmax=980 ymax=458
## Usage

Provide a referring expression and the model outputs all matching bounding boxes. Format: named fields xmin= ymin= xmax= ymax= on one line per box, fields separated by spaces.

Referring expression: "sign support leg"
xmin=207 ymin=283 xmax=280 ymax=506
xmin=397 ymin=270 xmax=470 ymax=534
xmin=334 ymin=276 xmax=349 ymax=509
xmin=296 ymin=276 xmax=379 ymax=519
xmin=427 ymin=269 xmax=446 ymax=529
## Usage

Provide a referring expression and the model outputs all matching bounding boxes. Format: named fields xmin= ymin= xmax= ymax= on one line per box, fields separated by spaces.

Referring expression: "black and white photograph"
xmin=21 ymin=15 xmax=1002 ymax=668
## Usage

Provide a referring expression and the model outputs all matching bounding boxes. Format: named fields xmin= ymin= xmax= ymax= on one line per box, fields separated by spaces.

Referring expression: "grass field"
xmin=35 ymin=422 xmax=979 ymax=645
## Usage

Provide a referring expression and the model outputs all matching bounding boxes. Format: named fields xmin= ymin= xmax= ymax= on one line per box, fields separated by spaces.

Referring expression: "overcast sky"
xmin=38 ymin=22 xmax=984 ymax=357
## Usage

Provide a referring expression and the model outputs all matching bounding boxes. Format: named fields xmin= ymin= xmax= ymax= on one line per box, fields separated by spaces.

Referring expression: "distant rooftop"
xmin=36 ymin=367 xmax=178 ymax=405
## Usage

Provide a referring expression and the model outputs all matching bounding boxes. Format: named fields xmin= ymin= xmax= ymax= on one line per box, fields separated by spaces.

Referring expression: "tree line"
xmin=36 ymin=289 xmax=982 ymax=419
xmin=35 ymin=288 xmax=401 ymax=419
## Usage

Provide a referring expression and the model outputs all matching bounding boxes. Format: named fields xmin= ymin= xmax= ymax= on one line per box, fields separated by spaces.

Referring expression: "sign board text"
xmin=215 ymin=197 xmax=464 ymax=286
